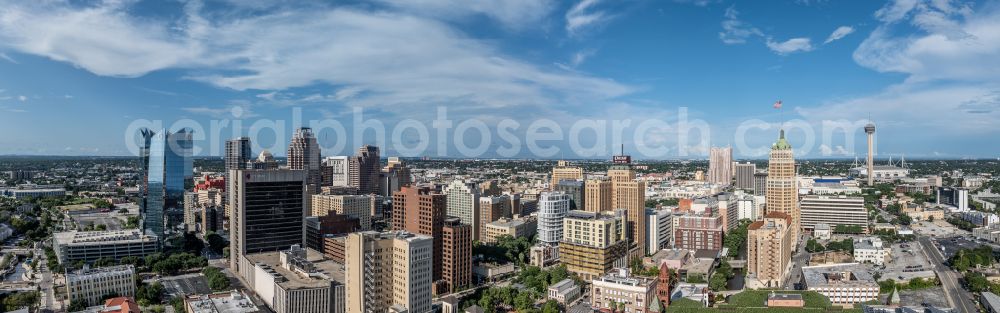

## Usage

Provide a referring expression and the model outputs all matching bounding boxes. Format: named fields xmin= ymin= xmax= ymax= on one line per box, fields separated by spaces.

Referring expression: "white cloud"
xmin=0 ymin=52 xmax=16 ymax=64
xmin=673 ymin=0 xmax=716 ymax=6
xmin=854 ymin=0 xmax=1000 ymax=82
xmin=566 ymin=0 xmax=610 ymax=36
xmin=372 ymin=0 xmax=555 ymax=31
xmin=718 ymin=6 xmax=763 ymax=45
xmin=0 ymin=0 xmax=633 ymax=112
xmin=765 ymin=37 xmax=813 ymax=54
xmin=824 ymin=26 xmax=855 ymax=44
xmin=17 ymin=95 xmax=26 ymax=102
xmin=818 ymin=144 xmax=849 ymax=156
xmin=571 ymin=49 xmax=596 ymax=67
xmin=182 ymin=102 xmax=257 ymax=119
xmin=800 ymin=2 xmax=1000 ymax=148
xmin=0 ymin=1 xmax=203 ymax=77
xmin=798 ymin=83 xmax=1000 ymax=134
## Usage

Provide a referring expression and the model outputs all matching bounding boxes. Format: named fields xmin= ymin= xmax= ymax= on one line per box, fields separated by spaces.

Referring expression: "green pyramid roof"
xmin=772 ymin=129 xmax=792 ymax=150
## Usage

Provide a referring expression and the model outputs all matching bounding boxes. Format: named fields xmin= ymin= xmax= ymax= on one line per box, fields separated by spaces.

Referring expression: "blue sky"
xmin=0 ymin=0 xmax=998 ymax=159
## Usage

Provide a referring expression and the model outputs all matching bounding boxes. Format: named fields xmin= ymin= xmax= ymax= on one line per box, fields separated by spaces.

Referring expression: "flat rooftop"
xmin=186 ymin=291 xmax=261 ymax=313
xmin=54 ymin=229 xmax=156 ymax=245
xmin=487 ymin=217 xmax=531 ymax=228
xmin=245 ymin=248 xmax=344 ymax=290
xmin=802 ymin=263 xmax=876 ymax=289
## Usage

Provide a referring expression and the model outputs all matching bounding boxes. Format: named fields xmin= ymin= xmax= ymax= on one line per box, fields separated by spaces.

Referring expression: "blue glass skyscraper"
xmin=143 ymin=128 xmax=193 ymax=240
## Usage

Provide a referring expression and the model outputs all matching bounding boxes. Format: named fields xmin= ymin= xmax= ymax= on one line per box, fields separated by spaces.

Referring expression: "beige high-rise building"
xmin=311 ymin=194 xmax=374 ymax=230
xmin=551 ymin=160 xmax=584 ymax=190
xmin=561 ymin=210 xmax=629 ymax=280
xmin=585 ymin=179 xmax=612 ymax=213
xmin=345 ymin=231 xmax=433 ymax=313
xmin=746 ymin=212 xmax=793 ymax=288
xmin=765 ymin=129 xmax=800 ymax=248
xmin=444 ymin=180 xmax=480 ymax=239
xmin=609 ymin=163 xmax=647 ymax=256
xmin=708 ymin=146 xmax=733 ymax=185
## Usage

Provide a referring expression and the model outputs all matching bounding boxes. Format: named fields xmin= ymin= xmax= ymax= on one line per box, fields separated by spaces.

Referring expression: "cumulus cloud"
xmin=0 ymin=0 xmax=633 ymax=113
xmin=802 ymin=1 xmax=1000 ymax=139
xmin=824 ymin=26 xmax=855 ymax=44
xmin=766 ymin=37 xmax=814 ymax=54
xmin=854 ymin=0 xmax=998 ymax=82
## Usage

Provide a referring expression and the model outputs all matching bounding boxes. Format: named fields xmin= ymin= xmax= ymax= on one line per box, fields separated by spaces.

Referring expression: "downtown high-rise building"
xmin=345 ymin=231 xmax=433 ymax=313
xmin=609 ymin=155 xmax=647 ymax=256
xmin=441 ymin=217 xmax=472 ymax=294
xmin=753 ymin=172 xmax=768 ymax=195
xmin=288 ymin=128 xmax=322 ymax=198
xmin=708 ymin=146 xmax=733 ymax=185
xmin=584 ymin=178 xmax=612 ymax=213
xmin=550 ymin=160 xmax=584 ymax=190
xmin=311 ymin=194 xmax=374 ymax=231
xmin=143 ymin=128 xmax=193 ymax=240
xmin=322 ymin=156 xmax=350 ymax=187
xmin=479 ymin=195 xmax=512 ymax=235
xmin=555 ymin=179 xmax=585 ymax=211
xmin=379 ymin=157 xmax=411 ymax=197
xmin=537 ymin=191 xmax=571 ymax=244
xmin=734 ymin=162 xmax=756 ymax=190
xmin=392 ymin=185 xmax=446 ymax=282
xmin=560 ymin=210 xmax=629 ymax=281
xmin=350 ymin=145 xmax=381 ymax=195
xmin=746 ymin=212 xmax=793 ymax=288
xmin=765 ymin=130 xmax=800 ymax=248
xmin=228 ymin=169 xmax=307 ymax=275
xmin=444 ymin=180 xmax=481 ymax=239
xmin=225 ymin=137 xmax=252 ymax=173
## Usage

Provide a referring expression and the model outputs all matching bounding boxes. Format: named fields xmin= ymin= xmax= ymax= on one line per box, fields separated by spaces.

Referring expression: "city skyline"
xmin=0 ymin=0 xmax=998 ymax=158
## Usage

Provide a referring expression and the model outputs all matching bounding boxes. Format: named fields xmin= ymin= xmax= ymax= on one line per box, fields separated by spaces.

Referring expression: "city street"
xmin=783 ymin=235 xmax=809 ymax=290
xmin=917 ymin=236 xmax=976 ymax=313
xmin=566 ymin=294 xmax=592 ymax=313
xmin=38 ymin=248 xmax=56 ymax=311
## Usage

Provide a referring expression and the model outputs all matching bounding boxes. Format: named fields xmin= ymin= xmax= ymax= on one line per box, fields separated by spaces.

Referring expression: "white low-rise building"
xmin=802 ymin=263 xmax=879 ymax=305
xmin=66 ymin=265 xmax=136 ymax=306
xmin=853 ymin=237 xmax=889 ymax=266
xmin=962 ymin=210 xmax=1000 ymax=227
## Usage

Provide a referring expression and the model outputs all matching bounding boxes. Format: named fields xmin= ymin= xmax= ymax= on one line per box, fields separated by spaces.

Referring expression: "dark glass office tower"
xmin=228 ymin=169 xmax=307 ymax=273
xmin=143 ymin=129 xmax=193 ymax=240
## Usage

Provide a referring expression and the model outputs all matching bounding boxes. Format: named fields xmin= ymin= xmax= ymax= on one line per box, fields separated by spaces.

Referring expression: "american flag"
xmin=773 ymin=100 xmax=782 ymax=109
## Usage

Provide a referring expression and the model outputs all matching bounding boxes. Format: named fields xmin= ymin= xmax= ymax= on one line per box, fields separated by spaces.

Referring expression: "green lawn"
xmin=721 ymin=290 xmax=832 ymax=309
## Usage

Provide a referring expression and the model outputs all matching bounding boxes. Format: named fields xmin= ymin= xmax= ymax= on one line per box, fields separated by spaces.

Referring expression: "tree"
xmin=723 ymin=219 xmax=752 ymax=258
xmin=94 ymin=257 xmax=116 ymax=268
xmin=3 ymin=291 xmax=39 ymax=312
xmin=203 ymin=267 xmax=231 ymax=291
xmin=928 ymin=215 xmax=936 ymax=222
xmin=709 ymin=273 xmax=728 ymax=291
xmin=541 ymin=300 xmax=560 ymax=313
xmin=67 ymin=300 xmax=89 ymax=312
xmin=964 ymin=272 xmax=991 ymax=293
xmin=136 ymin=282 xmax=165 ymax=305
xmin=513 ymin=291 xmax=536 ymax=311
xmin=805 ymin=238 xmax=825 ymax=253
